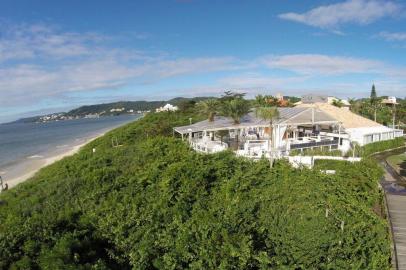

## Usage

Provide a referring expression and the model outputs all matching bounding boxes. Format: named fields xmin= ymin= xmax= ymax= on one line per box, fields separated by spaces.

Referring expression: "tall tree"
xmin=370 ymin=84 xmax=379 ymax=122
xmin=370 ymin=84 xmax=377 ymax=101
xmin=255 ymin=106 xmax=280 ymax=168
xmin=196 ymin=99 xmax=219 ymax=122
xmin=332 ymin=99 xmax=344 ymax=108
xmin=254 ymin=95 xmax=278 ymax=107
xmin=221 ymin=98 xmax=251 ymax=124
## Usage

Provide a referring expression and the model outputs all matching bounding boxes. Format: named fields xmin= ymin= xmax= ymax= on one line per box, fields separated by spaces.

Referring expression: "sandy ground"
xmin=2 ymin=132 xmax=105 ymax=190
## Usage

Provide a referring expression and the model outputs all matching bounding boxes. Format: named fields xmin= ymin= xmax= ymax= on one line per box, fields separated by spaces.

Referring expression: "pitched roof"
xmin=296 ymin=102 xmax=382 ymax=129
xmin=174 ymin=107 xmax=338 ymax=134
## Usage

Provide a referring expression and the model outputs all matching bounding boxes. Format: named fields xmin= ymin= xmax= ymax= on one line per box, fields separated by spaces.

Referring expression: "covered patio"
xmin=173 ymin=107 xmax=341 ymax=158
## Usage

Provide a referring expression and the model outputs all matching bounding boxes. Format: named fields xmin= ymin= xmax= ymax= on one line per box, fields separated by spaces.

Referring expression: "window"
xmin=364 ymin=135 xmax=373 ymax=144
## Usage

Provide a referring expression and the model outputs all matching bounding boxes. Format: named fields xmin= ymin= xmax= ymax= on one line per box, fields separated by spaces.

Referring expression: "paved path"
xmin=382 ymin=163 xmax=406 ymax=270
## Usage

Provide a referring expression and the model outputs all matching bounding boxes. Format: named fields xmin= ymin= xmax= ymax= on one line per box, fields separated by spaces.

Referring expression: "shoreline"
xmin=2 ymin=132 xmax=105 ymax=190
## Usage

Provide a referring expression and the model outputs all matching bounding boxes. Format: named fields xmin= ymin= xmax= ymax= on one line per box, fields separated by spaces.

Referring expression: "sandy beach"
xmin=2 ymin=132 xmax=105 ymax=190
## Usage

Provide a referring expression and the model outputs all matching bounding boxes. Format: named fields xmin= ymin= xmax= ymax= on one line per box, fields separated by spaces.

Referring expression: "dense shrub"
xmin=290 ymin=148 xmax=342 ymax=156
xmin=0 ymin=111 xmax=391 ymax=269
xmin=357 ymin=137 xmax=405 ymax=157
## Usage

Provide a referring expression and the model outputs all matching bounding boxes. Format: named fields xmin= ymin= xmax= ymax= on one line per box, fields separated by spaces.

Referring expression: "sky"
xmin=0 ymin=0 xmax=406 ymax=123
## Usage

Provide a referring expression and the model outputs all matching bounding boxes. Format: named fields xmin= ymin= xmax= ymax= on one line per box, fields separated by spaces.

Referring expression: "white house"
xmin=297 ymin=102 xmax=403 ymax=152
xmin=174 ymin=107 xmax=344 ymax=158
xmin=156 ymin=103 xmax=179 ymax=112
xmin=174 ymin=103 xmax=403 ymax=159
xmin=382 ymin=96 xmax=398 ymax=105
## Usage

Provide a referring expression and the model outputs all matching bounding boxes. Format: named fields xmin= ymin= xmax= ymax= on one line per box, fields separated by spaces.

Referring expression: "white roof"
xmin=297 ymin=103 xmax=382 ymax=129
xmin=163 ymin=103 xmax=176 ymax=108
xmin=174 ymin=107 xmax=338 ymax=134
xmin=346 ymin=126 xmax=394 ymax=136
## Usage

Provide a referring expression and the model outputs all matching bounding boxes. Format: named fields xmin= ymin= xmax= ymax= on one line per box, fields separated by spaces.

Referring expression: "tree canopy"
xmin=0 ymin=110 xmax=392 ymax=269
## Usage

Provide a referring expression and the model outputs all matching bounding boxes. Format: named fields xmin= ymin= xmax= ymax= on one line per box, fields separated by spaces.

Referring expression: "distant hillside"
xmin=66 ymin=101 xmax=165 ymax=117
xmin=12 ymin=97 xmax=213 ymax=123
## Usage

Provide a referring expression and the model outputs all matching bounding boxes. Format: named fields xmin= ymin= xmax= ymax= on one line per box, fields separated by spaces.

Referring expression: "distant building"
xmin=110 ymin=108 xmax=125 ymax=112
xmin=156 ymin=104 xmax=179 ymax=112
xmin=84 ymin=114 xmax=99 ymax=119
xmin=298 ymin=94 xmax=350 ymax=110
xmin=382 ymin=96 xmax=398 ymax=105
xmin=301 ymin=94 xmax=329 ymax=104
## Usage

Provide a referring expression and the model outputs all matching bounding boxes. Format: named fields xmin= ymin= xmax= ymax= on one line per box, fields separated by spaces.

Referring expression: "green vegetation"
xmin=0 ymin=109 xmax=392 ymax=269
xmin=357 ymin=137 xmax=405 ymax=157
xmin=219 ymin=92 xmax=251 ymax=124
xmin=350 ymin=85 xmax=405 ymax=127
xmin=290 ymin=148 xmax=342 ymax=157
xmin=387 ymin=153 xmax=406 ymax=177
xmin=13 ymin=97 xmax=212 ymax=123
xmin=196 ymin=99 xmax=219 ymax=122
xmin=331 ymin=99 xmax=344 ymax=108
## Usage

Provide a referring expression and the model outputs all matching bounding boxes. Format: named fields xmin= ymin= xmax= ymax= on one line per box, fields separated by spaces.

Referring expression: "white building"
xmin=156 ymin=104 xmax=179 ymax=112
xmin=174 ymin=104 xmax=403 ymax=159
xmin=382 ymin=96 xmax=398 ymax=105
xmin=110 ymin=108 xmax=125 ymax=112
xmin=297 ymin=102 xmax=403 ymax=152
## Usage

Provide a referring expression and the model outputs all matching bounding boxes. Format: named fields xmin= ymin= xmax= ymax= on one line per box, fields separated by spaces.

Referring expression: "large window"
xmin=364 ymin=134 xmax=373 ymax=144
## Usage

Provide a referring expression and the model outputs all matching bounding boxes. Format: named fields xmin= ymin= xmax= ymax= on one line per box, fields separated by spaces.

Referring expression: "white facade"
xmin=346 ymin=126 xmax=403 ymax=146
xmin=156 ymin=103 xmax=179 ymax=112
xmin=382 ymin=96 xmax=397 ymax=105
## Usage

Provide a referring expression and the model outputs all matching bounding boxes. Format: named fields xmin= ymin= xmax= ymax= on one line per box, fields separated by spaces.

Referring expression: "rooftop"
xmin=174 ymin=107 xmax=338 ymax=134
xmin=297 ymin=102 xmax=382 ymax=129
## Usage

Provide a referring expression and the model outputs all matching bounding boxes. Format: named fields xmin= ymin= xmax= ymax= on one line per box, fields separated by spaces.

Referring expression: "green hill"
xmin=0 ymin=111 xmax=391 ymax=269
xmin=12 ymin=97 xmax=214 ymax=123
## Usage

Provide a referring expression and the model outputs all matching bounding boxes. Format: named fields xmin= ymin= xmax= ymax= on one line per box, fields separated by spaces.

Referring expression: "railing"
xmin=290 ymin=138 xmax=339 ymax=150
xmin=190 ymin=140 xmax=228 ymax=154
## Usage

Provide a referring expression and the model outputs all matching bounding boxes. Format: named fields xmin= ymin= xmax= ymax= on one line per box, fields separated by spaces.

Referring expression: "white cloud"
xmin=0 ymin=23 xmax=239 ymax=109
xmin=259 ymin=54 xmax=382 ymax=75
xmin=378 ymin=31 xmax=406 ymax=41
xmin=0 ymin=24 xmax=106 ymax=62
xmin=278 ymin=0 xmax=401 ymax=29
xmin=218 ymin=73 xmax=308 ymax=88
xmin=1 ymin=22 xmax=406 ymax=122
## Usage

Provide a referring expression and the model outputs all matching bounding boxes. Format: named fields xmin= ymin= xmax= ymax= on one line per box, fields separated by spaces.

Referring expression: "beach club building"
xmin=174 ymin=97 xmax=403 ymax=159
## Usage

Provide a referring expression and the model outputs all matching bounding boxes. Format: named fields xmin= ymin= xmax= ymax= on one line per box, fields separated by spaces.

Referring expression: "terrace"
xmin=174 ymin=107 xmax=342 ymax=159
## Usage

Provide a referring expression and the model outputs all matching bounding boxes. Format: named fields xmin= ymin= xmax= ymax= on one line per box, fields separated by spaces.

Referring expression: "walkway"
xmin=381 ymin=160 xmax=406 ymax=270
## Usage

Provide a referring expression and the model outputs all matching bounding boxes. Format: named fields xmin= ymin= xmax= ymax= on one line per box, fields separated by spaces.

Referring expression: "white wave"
xmin=27 ymin=155 xmax=44 ymax=159
xmin=56 ymin=144 xmax=69 ymax=148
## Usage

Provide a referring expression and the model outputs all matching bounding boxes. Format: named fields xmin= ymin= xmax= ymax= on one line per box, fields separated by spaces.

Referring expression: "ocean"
xmin=0 ymin=114 xmax=140 ymax=178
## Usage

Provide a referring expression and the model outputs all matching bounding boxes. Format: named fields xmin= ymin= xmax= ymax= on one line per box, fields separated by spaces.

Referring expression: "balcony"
xmin=190 ymin=138 xmax=228 ymax=153
xmin=289 ymin=137 xmax=339 ymax=150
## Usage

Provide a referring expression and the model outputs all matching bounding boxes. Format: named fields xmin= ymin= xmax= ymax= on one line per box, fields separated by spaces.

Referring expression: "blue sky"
xmin=0 ymin=0 xmax=406 ymax=122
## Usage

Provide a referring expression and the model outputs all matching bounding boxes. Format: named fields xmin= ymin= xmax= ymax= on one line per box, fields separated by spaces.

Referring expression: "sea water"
xmin=0 ymin=115 xmax=140 ymax=174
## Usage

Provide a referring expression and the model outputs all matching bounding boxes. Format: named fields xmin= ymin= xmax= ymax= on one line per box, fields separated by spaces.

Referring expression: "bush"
xmin=289 ymin=147 xmax=342 ymax=156
xmin=0 ymin=111 xmax=391 ymax=269
xmin=356 ymin=137 xmax=405 ymax=157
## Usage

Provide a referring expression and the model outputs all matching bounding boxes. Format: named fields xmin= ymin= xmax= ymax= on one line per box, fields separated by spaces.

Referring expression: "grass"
xmin=387 ymin=153 xmax=406 ymax=177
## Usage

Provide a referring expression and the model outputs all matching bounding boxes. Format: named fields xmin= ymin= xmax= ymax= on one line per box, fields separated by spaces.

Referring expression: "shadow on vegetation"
xmin=400 ymin=159 xmax=406 ymax=177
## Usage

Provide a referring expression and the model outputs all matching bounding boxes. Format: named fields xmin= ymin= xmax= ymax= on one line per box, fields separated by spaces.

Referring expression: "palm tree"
xmin=255 ymin=106 xmax=280 ymax=168
xmin=216 ymin=129 xmax=229 ymax=144
xmin=221 ymin=98 xmax=251 ymax=124
xmin=348 ymin=98 xmax=358 ymax=113
xmin=196 ymin=99 xmax=219 ymax=122
xmin=332 ymin=99 xmax=344 ymax=108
